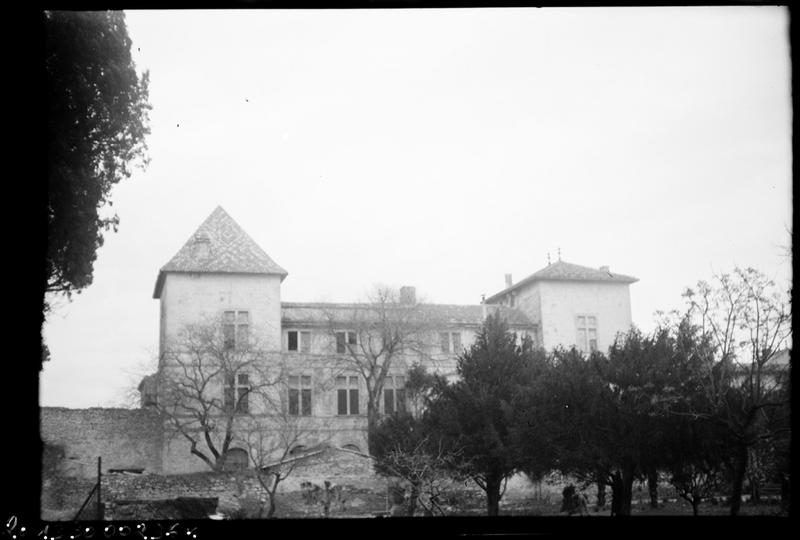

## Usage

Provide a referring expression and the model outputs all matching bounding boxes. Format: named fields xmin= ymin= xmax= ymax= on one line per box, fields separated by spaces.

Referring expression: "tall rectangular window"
xmin=451 ymin=332 xmax=462 ymax=353
xmin=439 ymin=332 xmax=450 ymax=353
xmin=440 ymin=332 xmax=462 ymax=354
xmin=336 ymin=376 xmax=359 ymax=415
xmin=383 ymin=375 xmax=406 ymax=415
xmin=223 ymin=311 xmax=249 ymax=350
xmin=224 ymin=372 xmax=250 ymax=414
xmin=336 ymin=331 xmax=357 ymax=354
xmin=577 ymin=315 xmax=598 ymax=353
xmin=288 ymin=375 xmax=312 ymax=416
xmin=287 ymin=330 xmax=312 ymax=352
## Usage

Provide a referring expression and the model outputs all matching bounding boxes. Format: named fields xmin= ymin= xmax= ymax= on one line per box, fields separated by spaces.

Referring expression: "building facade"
xmin=139 ymin=206 xmax=639 ymax=474
xmin=484 ymin=261 xmax=638 ymax=354
xmin=43 ymin=205 xmax=638 ymax=478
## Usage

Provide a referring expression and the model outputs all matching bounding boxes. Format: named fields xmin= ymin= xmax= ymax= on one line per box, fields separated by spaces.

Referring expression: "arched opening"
xmin=222 ymin=448 xmax=249 ymax=471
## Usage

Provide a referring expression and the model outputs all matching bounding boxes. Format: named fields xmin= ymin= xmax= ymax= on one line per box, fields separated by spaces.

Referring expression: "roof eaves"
xmin=485 ymin=272 xmax=638 ymax=303
xmin=153 ymin=271 xmax=166 ymax=299
xmin=154 ymin=268 xmax=289 ymax=299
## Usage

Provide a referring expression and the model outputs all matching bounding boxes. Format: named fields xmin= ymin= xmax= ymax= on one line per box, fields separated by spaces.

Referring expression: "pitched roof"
xmin=281 ymin=302 xmax=533 ymax=327
xmin=485 ymin=260 xmax=638 ymax=303
xmin=153 ymin=206 xmax=288 ymax=298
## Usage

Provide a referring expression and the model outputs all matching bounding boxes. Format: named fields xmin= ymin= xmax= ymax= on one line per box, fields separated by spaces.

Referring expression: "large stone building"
xmin=43 ymin=206 xmax=638 ymax=478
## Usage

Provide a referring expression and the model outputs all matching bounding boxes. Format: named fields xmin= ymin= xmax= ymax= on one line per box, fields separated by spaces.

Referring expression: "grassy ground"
xmin=266 ymin=485 xmax=789 ymax=518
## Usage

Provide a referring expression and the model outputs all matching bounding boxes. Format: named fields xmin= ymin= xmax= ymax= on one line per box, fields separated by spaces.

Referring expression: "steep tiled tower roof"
xmin=153 ymin=206 xmax=287 ymax=298
xmin=485 ymin=260 xmax=637 ymax=303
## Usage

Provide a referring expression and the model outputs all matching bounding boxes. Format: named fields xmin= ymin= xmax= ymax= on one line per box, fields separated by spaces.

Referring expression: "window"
xmin=451 ymin=332 xmax=462 ymax=352
xmin=439 ymin=332 xmax=463 ymax=354
xmin=336 ymin=376 xmax=359 ymax=415
xmin=223 ymin=311 xmax=249 ymax=350
xmin=576 ymin=315 xmax=598 ymax=353
xmin=288 ymin=375 xmax=312 ymax=416
xmin=336 ymin=331 xmax=357 ymax=354
xmin=383 ymin=376 xmax=406 ymax=415
xmin=224 ymin=373 xmax=250 ymax=414
xmin=439 ymin=332 xmax=449 ymax=353
xmin=287 ymin=330 xmax=312 ymax=353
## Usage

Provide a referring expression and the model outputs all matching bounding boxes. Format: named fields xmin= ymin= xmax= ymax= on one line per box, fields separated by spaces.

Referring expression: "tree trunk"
xmin=692 ymin=498 xmax=700 ymax=516
xmin=750 ymin=480 xmax=760 ymax=504
xmin=266 ymin=497 xmax=276 ymax=518
xmin=780 ymin=473 xmax=790 ymax=512
xmin=620 ymin=466 xmax=634 ymax=516
xmin=610 ymin=468 xmax=635 ymax=516
xmin=485 ymin=474 xmax=503 ymax=516
xmin=366 ymin=398 xmax=379 ymax=455
xmin=647 ymin=469 xmax=659 ymax=508
xmin=730 ymin=443 xmax=748 ymax=516
xmin=597 ymin=479 xmax=606 ymax=507
xmin=407 ymin=483 xmax=419 ymax=516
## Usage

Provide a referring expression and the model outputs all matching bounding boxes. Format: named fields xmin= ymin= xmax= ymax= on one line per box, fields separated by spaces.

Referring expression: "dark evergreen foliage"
xmin=425 ymin=312 xmax=549 ymax=516
xmin=44 ymin=11 xmax=150 ymax=308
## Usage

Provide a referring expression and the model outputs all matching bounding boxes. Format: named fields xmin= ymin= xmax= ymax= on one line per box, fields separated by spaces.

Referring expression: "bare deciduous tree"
xmin=376 ymin=433 xmax=461 ymax=516
xmin=323 ymin=285 xmax=434 ymax=452
xmin=153 ymin=316 xmax=283 ymax=472
xmin=242 ymin=405 xmax=318 ymax=518
xmin=682 ymin=267 xmax=791 ymax=515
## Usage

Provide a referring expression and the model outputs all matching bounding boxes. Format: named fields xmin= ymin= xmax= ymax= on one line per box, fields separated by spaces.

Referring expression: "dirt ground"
xmin=266 ymin=482 xmax=789 ymax=518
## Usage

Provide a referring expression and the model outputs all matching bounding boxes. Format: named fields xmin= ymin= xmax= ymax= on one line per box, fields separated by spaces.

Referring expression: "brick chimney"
xmin=400 ymin=286 xmax=416 ymax=305
xmin=505 ymin=273 xmax=513 ymax=289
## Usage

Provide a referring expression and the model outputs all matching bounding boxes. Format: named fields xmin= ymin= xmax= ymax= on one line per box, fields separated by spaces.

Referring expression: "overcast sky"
xmin=41 ymin=7 xmax=792 ymax=408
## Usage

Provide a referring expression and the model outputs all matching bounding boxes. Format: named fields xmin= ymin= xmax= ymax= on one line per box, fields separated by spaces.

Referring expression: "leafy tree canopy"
xmin=45 ymin=10 xmax=150 ymax=308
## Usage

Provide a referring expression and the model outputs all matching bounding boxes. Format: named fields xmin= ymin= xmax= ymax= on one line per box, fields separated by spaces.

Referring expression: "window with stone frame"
xmin=576 ymin=315 xmax=598 ymax=353
xmin=336 ymin=375 xmax=360 ymax=415
xmin=335 ymin=331 xmax=357 ymax=354
xmin=439 ymin=331 xmax=463 ymax=354
xmin=287 ymin=330 xmax=312 ymax=353
xmin=383 ymin=375 xmax=407 ymax=415
xmin=224 ymin=372 xmax=250 ymax=414
xmin=223 ymin=310 xmax=250 ymax=350
xmin=288 ymin=375 xmax=312 ymax=416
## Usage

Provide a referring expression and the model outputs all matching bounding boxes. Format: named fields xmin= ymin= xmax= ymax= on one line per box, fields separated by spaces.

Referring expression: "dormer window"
xmin=192 ymin=233 xmax=211 ymax=260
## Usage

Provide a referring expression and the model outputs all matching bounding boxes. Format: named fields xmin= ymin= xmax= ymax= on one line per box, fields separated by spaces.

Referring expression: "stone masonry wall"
xmin=41 ymin=407 xmax=163 ymax=478
xmin=44 ymin=446 xmax=384 ymax=520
